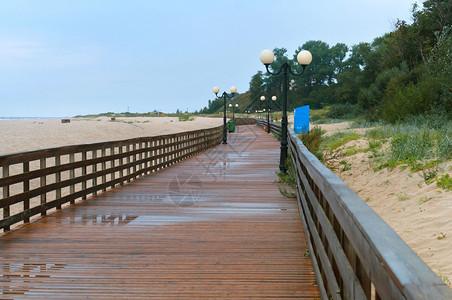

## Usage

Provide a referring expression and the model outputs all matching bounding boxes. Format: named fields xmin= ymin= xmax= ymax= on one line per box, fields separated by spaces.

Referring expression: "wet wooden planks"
xmin=0 ymin=125 xmax=320 ymax=299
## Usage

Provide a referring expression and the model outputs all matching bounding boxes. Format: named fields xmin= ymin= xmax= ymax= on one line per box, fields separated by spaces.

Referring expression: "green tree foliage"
xmin=200 ymin=0 xmax=451 ymax=122
xmin=249 ymin=71 xmax=265 ymax=103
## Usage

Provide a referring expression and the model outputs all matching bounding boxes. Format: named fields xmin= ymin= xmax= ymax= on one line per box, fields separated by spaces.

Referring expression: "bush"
xmin=437 ymin=174 xmax=452 ymax=191
xmin=298 ymin=126 xmax=324 ymax=161
xmin=178 ymin=114 xmax=195 ymax=121
xmin=325 ymin=103 xmax=360 ymax=119
xmin=358 ymin=66 xmax=408 ymax=121
xmin=380 ymin=77 xmax=441 ymax=123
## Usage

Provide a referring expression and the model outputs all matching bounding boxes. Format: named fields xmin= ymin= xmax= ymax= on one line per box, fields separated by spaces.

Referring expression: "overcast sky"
xmin=0 ymin=0 xmax=418 ymax=117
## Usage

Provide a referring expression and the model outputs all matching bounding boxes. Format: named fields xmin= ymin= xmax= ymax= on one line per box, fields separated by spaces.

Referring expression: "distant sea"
xmin=0 ymin=117 xmax=64 ymax=120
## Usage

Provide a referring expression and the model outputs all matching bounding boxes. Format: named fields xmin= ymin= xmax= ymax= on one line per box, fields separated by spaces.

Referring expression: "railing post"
xmin=119 ymin=146 xmax=124 ymax=185
xmin=82 ymin=151 xmax=87 ymax=199
xmin=92 ymin=150 xmax=97 ymax=196
xmin=70 ymin=153 xmax=75 ymax=204
xmin=132 ymin=143 xmax=137 ymax=179
xmin=102 ymin=148 xmax=106 ymax=192
xmin=23 ymin=161 xmax=30 ymax=223
xmin=2 ymin=165 xmax=10 ymax=231
xmin=110 ymin=146 xmax=116 ymax=188
xmin=40 ymin=157 xmax=47 ymax=214
xmin=56 ymin=155 xmax=61 ymax=209
xmin=126 ymin=144 xmax=131 ymax=182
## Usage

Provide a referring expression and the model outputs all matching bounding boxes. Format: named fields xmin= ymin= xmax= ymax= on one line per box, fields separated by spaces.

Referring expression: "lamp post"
xmin=260 ymin=49 xmax=312 ymax=173
xmin=260 ymin=95 xmax=277 ymax=134
xmin=213 ymin=86 xmax=237 ymax=144
xmin=228 ymin=103 xmax=239 ymax=121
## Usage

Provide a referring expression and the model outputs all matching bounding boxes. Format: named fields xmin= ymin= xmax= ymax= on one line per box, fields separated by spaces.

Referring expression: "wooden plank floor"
xmin=0 ymin=125 xmax=320 ymax=299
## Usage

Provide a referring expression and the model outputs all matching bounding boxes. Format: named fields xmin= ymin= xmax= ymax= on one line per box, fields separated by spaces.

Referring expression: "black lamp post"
xmin=260 ymin=49 xmax=312 ymax=173
xmin=260 ymin=95 xmax=277 ymax=134
xmin=229 ymin=103 xmax=238 ymax=121
xmin=213 ymin=86 xmax=237 ymax=144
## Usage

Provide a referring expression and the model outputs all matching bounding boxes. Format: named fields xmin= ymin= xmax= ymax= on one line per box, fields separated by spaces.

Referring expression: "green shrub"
xmin=178 ymin=114 xmax=194 ymax=121
xmin=298 ymin=126 xmax=324 ymax=161
xmin=325 ymin=103 xmax=360 ymax=119
xmin=339 ymin=160 xmax=352 ymax=171
xmin=380 ymin=78 xmax=441 ymax=123
xmin=358 ymin=66 xmax=408 ymax=121
xmin=368 ymin=139 xmax=382 ymax=150
xmin=437 ymin=174 xmax=452 ymax=191
xmin=275 ymin=157 xmax=297 ymax=198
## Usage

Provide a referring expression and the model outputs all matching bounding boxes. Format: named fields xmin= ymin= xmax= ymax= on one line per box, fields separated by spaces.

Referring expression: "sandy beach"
xmin=0 ymin=116 xmax=222 ymax=155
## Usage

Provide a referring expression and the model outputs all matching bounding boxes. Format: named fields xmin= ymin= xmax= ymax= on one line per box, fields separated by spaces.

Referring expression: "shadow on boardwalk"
xmin=0 ymin=125 xmax=319 ymax=299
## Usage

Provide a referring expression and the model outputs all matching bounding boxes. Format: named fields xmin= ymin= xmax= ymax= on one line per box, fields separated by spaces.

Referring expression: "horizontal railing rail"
xmin=0 ymin=126 xmax=222 ymax=232
xmin=256 ymin=119 xmax=281 ymax=136
xmin=256 ymin=119 xmax=452 ymax=300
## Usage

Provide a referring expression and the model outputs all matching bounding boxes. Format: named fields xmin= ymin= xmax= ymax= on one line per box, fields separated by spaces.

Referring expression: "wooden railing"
xmin=256 ymin=119 xmax=452 ymax=300
xmin=0 ymin=126 xmax=222 ymax=232
xmin=257 ymin=119 xmax=281 ymax=137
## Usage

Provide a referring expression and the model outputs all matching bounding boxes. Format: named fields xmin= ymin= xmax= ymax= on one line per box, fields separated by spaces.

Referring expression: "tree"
xmin=334 ymin=42 xmax=372 ymax=104
xmin=262 ymin=47 xmax=291 ymax=96
xmin=248 ymin=71 xmax=265 ymax=103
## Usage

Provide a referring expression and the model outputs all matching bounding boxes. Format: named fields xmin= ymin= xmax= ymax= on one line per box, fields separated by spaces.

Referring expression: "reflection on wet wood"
xmin=0 ymin=126 xmax=222 ymax=231
xmin=0 ymin=125 xmax=319 ymax=298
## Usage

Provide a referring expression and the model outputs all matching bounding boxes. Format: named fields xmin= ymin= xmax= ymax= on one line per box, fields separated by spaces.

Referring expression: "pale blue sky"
xmin=0 ymin=0 xmax=417 ymax=117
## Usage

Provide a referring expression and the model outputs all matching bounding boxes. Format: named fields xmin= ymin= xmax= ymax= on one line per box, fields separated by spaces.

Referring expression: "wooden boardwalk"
xmin=0 ymin=125 xmax=320 ymax=299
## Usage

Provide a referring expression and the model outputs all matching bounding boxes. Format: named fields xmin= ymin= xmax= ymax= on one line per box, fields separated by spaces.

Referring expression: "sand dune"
xmin=316 ymin=122 xmax=452 ymax=285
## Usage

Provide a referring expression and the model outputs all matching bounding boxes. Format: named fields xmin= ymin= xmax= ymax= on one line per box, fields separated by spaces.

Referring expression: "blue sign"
xmin=294 ymin=105 xmax=309 ymax=134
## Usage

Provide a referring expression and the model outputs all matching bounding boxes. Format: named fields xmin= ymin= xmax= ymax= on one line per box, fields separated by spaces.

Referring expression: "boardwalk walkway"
xmin=0 ymin=125 xmax=319 ymax=299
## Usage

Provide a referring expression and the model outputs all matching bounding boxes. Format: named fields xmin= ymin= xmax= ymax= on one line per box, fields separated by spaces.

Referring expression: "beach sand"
xmin=316 ymin=121 xmax=452 ymax=285
xmin=0 ymin=116 xmax=222 ymax=155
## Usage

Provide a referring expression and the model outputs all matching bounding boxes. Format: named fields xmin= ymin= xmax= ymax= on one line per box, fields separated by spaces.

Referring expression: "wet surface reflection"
xmin=58 ymin=205 xmax=281 ymax=228
xmin=127 ymin=215 xmax=209 ymax=226
xmin=62 ymin=214 xmax=138 ymax=226
xmin=0 ymin=263 xmax=66 ymax=295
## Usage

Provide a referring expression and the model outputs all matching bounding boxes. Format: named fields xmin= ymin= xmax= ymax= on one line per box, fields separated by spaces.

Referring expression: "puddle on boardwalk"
xmin=61 ymin=214 xmax=211 ymax=227
xmin=59 ymin=205 xmax=279 ymax=228
xmin=126 ymin=215 xmax=210 ymax=226
xmin=206 ymin=202 xmax=281 ymax=209
xmin=0 ymin=263 xmax=66 ymax=295
xmin=62 ymin=214 xmax=138 ymax=226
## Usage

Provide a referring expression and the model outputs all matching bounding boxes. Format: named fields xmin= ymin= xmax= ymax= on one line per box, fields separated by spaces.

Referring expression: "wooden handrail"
xmin=256 ymin=119 xmax=452 ymax=300
xmin=0 ymin=125 xmax=222 ymax=232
